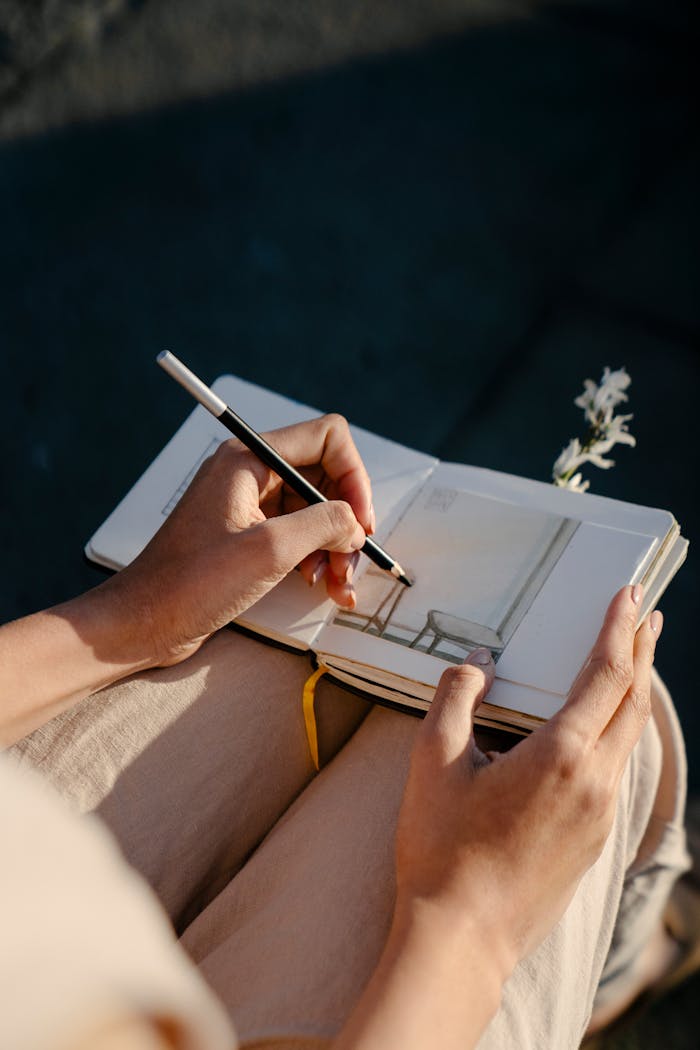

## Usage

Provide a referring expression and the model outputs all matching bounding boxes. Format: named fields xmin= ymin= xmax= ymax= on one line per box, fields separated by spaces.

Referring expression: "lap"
xmin=10 ymin=627 xmax=688 ymax=1048
xmin=9 ymin=628 xmax=371 ymax=929
xmin=181 ymin=673 xmax=683 ymax=1050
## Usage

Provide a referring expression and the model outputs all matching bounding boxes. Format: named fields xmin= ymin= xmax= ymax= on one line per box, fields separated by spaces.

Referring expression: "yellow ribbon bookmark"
xmin=302 ymin=664 xmax=328 ymax=771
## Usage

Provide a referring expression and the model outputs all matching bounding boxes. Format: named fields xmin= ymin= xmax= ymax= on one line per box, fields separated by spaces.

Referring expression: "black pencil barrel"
xmin=219 ymin=407 xmax=324 ymax=505
xmin=361 ymin=535 xmax=394 ymax=570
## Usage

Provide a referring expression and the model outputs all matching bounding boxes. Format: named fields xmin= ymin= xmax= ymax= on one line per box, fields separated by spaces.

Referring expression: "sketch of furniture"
xmin=334 ymin=514 xmax=579 ymax=664
xmin=407 ymin=517 xmax=579 ymax=660
xmin=409 ymin=611 xmax=505 ymax=657
xmin=333 ymin=569 xmax=409 ymax=636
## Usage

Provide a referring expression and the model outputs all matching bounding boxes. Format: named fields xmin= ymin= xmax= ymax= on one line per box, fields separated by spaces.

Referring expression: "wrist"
xmin=391 ymin=894 xmax=514 ymax=1000
xmin=0 ymin=582 xmax=159 ymax=746
xmin=335 ymin=898 xmax=511 ymax=1050
xmin=68 ymin=574 xmax=162 ymax=676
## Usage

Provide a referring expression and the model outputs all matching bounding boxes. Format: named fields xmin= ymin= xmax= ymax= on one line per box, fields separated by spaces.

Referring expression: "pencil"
xmin=156 ymin=351 xmax=412 ymax=587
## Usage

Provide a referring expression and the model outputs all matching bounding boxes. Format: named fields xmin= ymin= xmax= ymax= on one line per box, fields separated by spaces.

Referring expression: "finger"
xmin=261 ymin=416 xmax=374 ymax=533
xmin=422 ymin=650 xmax=495 ymax=766
xmin=298 ymin=550 xmax=329 ymax=588
xmin=557 ymin=585 xmax=641 ymax=743
xmin=599 ymin=610 xmax=662 ymax=770
xmin=325 ymin=550 xmax=361 ymax=609
xmin=251 ymin=500 xmax=365 ymax=584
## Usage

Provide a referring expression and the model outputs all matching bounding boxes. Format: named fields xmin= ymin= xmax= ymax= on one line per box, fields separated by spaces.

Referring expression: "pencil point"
xmin=398 ymin=570 xmax=413 ymax=587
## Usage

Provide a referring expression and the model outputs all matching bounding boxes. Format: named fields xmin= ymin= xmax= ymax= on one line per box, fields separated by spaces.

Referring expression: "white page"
xmin=86 ymin=374 xmax=436 ymax=647
xmin=436 ymin=461 xmax=674 ymax=537
xmin=495 ymin=522 xmax=655 ymax=694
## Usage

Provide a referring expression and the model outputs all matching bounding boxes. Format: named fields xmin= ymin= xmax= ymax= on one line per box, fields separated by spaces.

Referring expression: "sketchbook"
xmin=85 ymin=375 xmax=687 ymax=733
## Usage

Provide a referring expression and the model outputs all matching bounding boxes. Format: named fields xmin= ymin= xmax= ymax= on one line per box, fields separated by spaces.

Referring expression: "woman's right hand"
xmin=395 ymin=584 xmax=661 ymax=975
xmin=336 ymin=587 xmax=662 ymax=1050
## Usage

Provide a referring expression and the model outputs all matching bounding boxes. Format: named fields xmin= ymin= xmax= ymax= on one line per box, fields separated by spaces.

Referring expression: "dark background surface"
xmin=1 ymin=2 xmax=698 ymax=1044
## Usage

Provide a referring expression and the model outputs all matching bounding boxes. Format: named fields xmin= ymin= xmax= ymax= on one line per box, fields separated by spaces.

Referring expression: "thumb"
xmin=423 ymin=649 xmax=495 ymax=765
xmin=254 ymin=499 xmax=366 ymax=577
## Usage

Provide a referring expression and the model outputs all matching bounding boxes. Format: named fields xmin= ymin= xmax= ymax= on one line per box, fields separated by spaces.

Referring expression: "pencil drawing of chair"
xmin=407 ymin=518 xmax=581 ymax=660
xmin=408 ymin=611 xmax=505 ymax=658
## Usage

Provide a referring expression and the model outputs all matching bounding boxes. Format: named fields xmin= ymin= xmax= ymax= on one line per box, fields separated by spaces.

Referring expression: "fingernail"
xmin=310 ymin=565 xmax=326 ymax=587
xmin=308 ymin=553 xmax=327 ymax=587
xmin=650 ymin=610 xmax=663 ymax=636
xmin=631 ymin=584 xmax=643 ymax=605
xmin=336 ymin=586 xmax=356 ymax=611
xmin=368 ymin=504 xmax=376 ymax=535
xmin=467 ymin=647 xmax=493 ymax=667
xmin=333 ymin=554 xmax=359 ymax=585
xmin=347 ymin=550 xmax=361 ymax=582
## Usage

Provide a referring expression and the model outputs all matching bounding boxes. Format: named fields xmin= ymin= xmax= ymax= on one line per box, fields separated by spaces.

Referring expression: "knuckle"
xmin=218 ymin=437 xmax=244 ymax=458
xmin=326 ymin=499 xmax=357 ymax=535
xmin=439 ymin=664 xmax=484 ymax=692
xmin=548 ymin=725 xmax=586 ymax=781
xmin=625 ymin=685 xmax=651 ymax=728
xmin=620 ymin=603 xmax=640 ymax=633
xmin=594 ymin=653 xmax=634 ymax=693
xmin=209 ymin=437 xmax=248 ymax=473
xmin=322 ymin=412 xmax=350 ymax=436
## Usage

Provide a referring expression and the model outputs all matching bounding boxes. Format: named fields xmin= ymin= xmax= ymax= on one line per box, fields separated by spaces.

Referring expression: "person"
xmin=0 ymin=415 xmax=692 ymax=1050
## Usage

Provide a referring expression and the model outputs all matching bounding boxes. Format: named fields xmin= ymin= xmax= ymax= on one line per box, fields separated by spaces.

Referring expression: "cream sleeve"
xmin=0 ymin=753 xmax=236 ymax=1050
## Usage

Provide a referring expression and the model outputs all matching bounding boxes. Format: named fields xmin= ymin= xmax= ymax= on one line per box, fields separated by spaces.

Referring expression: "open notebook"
xmin=86 ymin=375 xmax=687 ymax=733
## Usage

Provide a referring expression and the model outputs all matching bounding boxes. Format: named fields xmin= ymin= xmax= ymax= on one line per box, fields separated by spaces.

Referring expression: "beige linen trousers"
xmin=9 ymin=628 xmax=691 ymax=1050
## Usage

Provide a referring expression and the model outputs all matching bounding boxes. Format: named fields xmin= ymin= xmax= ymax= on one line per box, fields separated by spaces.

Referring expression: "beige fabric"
xmin=9 ymin=629 xmax=690 ymax=1050
xmin=180 ymin=672 xmax=688 ymax=1050
xmin=592 ymin=668 xmax=691 ymax=1010
xmin=10 ymin=629 xmax=371 ymax=931
xmin=176 ymin=697 xmax=655 ymax=1048
xmin=0 ymin=753 xmax=235 ymax=1050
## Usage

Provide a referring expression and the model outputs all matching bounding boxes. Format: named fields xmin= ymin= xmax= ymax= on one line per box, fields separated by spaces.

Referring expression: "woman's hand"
xmin=335 ymin=586 xmax=661 ymax=1050
xmin=0 ymin=414 xmax=373 ymax=744
xmin=108 ymin=413 xmax=372 ymax=666
xmin=397 ymin=584 xmax=660 ymax=970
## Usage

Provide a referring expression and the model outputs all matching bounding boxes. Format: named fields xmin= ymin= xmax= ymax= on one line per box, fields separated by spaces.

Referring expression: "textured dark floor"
xmin=1 ymin=2 xmax=698 ymax=1046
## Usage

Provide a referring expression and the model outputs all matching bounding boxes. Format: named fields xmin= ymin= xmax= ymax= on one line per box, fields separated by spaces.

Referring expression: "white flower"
xmin=552 ymin=438 xmax=585 ymax=478
xmin=552 ymin=367 xmax=636 ymax=492
xmin=574 ymin=367 xmax=631 ymax=426
xmin=597 ymin=413 xmax=636 ymax=450
xmin=584 ymin=448 xmax=616 ymax=469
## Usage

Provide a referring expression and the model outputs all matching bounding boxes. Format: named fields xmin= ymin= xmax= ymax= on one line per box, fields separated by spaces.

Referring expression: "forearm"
xmin=334 ymin=902 xmax=511 ymax=1050
xmin=0 ymin=579 xmax=155 ymax=747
